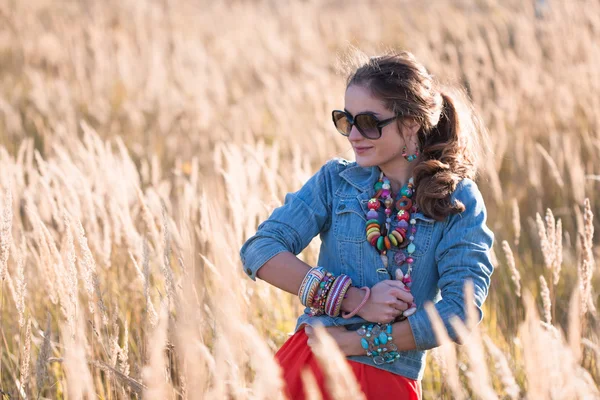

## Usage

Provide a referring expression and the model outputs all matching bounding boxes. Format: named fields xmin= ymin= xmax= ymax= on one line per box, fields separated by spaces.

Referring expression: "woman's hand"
xmin=304 ymin=325 xmax=364 ymax=357
xmin=357 ymin=280 xmax=414 ymax=324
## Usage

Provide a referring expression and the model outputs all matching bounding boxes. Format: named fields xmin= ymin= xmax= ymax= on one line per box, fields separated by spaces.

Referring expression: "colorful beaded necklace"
xmin=365 ymin=171 xmax=419 ymax=289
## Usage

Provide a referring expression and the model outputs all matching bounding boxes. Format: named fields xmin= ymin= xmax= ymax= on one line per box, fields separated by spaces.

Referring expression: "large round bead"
xmin=397 ymin=212 xmax=410 ymax=222
xmin=367 ymin=231 xmax=380 ymax=243
xmin=396 ymin=197 xmax=412 ymax=211
xmin=397 ymin=219 xmax=409 ymax=228
xmin=368 ymin=198 xmax=380 ymax=210
xmin=400 ymin=186 xmax=413 ymax=197
xmin=374 ymin=181 xmax=383 ymax=191
xmin=367 ymin=210 xmax=379 ymax=219
xmin=370 ymin=235 xmax=380 ymax=246
xmin=390 ymin=230 xmax=403 ymax=244
xmin=366 ymin=223 xmax=380 ymax=232
xmin=366 ymin=227 xmax=380 ymax=237
xmin=384 ymin=198 xmax=394 ymax=209
xmin=384 ymin=236 xmax=391 ymax=250
xmin=376 ymin=236 xmax=385 ymax=251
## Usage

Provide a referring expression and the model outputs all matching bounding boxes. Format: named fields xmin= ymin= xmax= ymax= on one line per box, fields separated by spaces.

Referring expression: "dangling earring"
xmin=402 ymin=142 xmax=420 ymax=162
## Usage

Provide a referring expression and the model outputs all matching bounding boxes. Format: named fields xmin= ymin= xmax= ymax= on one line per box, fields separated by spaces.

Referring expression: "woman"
xmin=239 ymin=50 xmax=495 ymax=399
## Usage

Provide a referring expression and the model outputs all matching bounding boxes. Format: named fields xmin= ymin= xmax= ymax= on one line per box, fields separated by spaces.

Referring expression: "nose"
xmin=348 ymin=125 xmax=363 ymax=142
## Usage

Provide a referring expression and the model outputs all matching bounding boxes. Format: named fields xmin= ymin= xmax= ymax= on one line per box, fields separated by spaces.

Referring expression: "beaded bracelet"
xmin=333 ymin=276 xmax=352 ymax=317
xmin=357 ymin=323 xmax=400 ymax=365
xmin=298 ymin=267 xmax=326 ymax=308
xmin=325 ymin=275 xmax=352 ymax=317
xmin=309 ymin=271 xmax=335 ymax=316
xmin=342 ymin=286 xmax=370 ymax=319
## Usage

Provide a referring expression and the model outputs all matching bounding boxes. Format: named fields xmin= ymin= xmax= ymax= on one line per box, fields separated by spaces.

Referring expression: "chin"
xmin=354 ymin=155 xmax=378 ymax=168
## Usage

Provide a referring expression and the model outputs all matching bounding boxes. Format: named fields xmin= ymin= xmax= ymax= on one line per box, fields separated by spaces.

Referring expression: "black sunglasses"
xmin=332 ymin=110 xmax=398 ymax=140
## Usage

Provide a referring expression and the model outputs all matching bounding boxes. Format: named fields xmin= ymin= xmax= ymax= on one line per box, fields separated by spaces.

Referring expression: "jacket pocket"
xmin=333 ymin=198 xmax=367 ymax=243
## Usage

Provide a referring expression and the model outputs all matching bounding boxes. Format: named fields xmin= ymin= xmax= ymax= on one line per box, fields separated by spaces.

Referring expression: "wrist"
xmin=342 ymin=330 xmax=365 ymax=356
xmin=340 ymin=286 xmax=364 ymax=313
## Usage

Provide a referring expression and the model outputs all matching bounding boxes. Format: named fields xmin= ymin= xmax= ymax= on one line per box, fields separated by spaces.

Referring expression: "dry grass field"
xmin=0 ymin=0 xmax=599 ymax=398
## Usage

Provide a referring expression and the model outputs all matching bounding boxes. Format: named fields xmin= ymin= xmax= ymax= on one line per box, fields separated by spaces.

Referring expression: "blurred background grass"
xmin=0 ymin=0 xmax=599 ymax=398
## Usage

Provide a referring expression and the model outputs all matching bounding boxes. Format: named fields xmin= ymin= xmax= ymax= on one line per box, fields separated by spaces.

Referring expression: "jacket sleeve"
xmin=407 ymin=178 xmax=495 ymax=350
xmin=239 ymin=160 xmax=336 ymax=281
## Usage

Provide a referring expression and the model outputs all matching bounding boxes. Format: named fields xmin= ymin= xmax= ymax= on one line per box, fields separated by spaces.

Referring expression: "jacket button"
xmin=245 ymin=268 xmax=252 ymax=275
xmin=339 ymin=204 xmax=346 ymax=210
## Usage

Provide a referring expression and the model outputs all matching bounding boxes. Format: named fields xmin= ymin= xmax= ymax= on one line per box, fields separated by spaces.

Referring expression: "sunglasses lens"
xmin=355 ymin=114 xmax=380 ymax=139
xmin=333 ymin=111 xmax=351 ymax=136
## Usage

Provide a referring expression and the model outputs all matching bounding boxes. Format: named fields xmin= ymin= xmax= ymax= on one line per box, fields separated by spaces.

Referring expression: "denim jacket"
xmin=239 ymin=158 xmax=495 ymax=381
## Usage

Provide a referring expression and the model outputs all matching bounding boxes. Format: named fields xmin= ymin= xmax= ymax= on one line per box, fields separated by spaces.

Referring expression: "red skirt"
xmin=275 ymin=326 xmax=422 ymax=400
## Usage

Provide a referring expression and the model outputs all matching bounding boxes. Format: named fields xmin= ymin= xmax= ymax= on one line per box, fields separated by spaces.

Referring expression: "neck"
xmin=378 ymin=157 xmax=417 ymax=194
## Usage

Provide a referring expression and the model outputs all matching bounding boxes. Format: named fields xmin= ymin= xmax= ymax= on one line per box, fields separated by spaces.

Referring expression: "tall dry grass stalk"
xmin=519 ymin=291 xmax=599 ymax=399
xmin=142 ymin=301 xmax=172 ymax=398
xmin=578 ymin=199 xmax=596 ymax=317
xmin=502 ymin=240 xmax=521 ymax=297
xmin=0 ymin=0 xmax=599 ymax=397
xmin=35 ymin=314 xmax=52 ymax=393
xmin=301 ymin=368 xmax=323 ymax=400
xmin=511 ymin=198 xmax=521 ymax=247
xmin=424 ymin=302 xmax=465 ymax=399
xmin=0 ymin=187 xmax=12 ymax=281
xmin=582 ymin=198 xmax=595 ymax=270
xmin=539 ymin=275 xmax=552 ymax=324
xmin=448 ymin=281 xmax=496 ymax=400
xmin=482 ymin=336 xmax=520 ymax=400
xmin=19 ymin=319 xmax=31 ymax=394
xmin=554 ymin=219 xmax=563 ymax=286
xmin=311 ymin=325 xmax=367 ymax=400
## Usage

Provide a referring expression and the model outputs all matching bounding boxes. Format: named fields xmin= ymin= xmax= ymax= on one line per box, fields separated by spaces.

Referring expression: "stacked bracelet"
xmin=357 ymin=323 xmax=400 ymax=365
xmin=298 ymin=267 xmax=326 ymax=308
xmin=342 ymin=286 xmax=370 ymax=319
xmin=298 ymin=267 xmax=353 ymax=318
xmin=325 ymin=275 xmax=352 ymax=317
xmin=310 ymin=271 xmax=335 ymax=316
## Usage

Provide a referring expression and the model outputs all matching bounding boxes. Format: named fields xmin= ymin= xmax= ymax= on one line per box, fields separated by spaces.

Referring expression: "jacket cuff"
xmin=240 ymin=241 xmax=289 ymax=281
xmin=406 ymin=308 xmax=436 ymax=351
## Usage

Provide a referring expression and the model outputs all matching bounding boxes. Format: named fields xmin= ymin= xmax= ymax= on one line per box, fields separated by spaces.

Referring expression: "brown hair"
xmin=342 ymin=49 xmax=492 ymax=222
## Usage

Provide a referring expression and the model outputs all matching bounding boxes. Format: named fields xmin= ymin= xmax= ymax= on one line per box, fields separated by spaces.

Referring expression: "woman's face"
xmin=344 ymin=84 xmax=418 ymax=168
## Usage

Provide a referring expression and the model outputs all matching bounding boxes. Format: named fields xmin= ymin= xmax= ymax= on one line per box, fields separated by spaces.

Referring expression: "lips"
xmin=354 ymin=146 xmax=373 ymax=154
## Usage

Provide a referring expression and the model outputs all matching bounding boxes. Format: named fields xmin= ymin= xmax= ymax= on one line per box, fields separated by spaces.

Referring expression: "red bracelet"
xmin=342 ymin=286 xmax=370 ymax=319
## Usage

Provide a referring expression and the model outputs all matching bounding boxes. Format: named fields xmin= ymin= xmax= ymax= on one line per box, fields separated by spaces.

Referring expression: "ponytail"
xmin=413 ymin=89 xmax=489 ymax=221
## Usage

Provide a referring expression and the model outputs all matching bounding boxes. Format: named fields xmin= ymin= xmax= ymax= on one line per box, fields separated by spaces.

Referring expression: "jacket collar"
xmin=339 ymin=163 xmax=380 ymax=193
xmin=338 ymin=161 xmax=436 ymax=223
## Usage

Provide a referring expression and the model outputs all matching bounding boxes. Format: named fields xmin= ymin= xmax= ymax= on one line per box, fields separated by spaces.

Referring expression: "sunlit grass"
xmin=0 ymin=0 xmax=599 ymax=398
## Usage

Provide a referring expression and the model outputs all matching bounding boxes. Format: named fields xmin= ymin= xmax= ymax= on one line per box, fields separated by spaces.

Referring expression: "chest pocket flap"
xmin=333 ymin=198 xmax=367 ymax=243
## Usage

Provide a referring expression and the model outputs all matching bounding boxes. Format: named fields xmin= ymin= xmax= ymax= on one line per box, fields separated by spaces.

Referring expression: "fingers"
xmin=388 ymin=288 xmax=414 ymax=304
xmin=391 ymin=299 xmax=409 ymax=312
xmin=384 ymin=280 xmax=409 ymax=291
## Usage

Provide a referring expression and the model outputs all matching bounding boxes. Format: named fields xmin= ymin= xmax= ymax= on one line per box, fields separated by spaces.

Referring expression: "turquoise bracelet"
xmin=357 ymin=323 xmax=400 ymax=365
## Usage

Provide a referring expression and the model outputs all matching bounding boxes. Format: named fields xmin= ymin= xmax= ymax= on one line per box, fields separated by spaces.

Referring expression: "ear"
xmin=400 ymin=118 xmax=421 ymax=139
